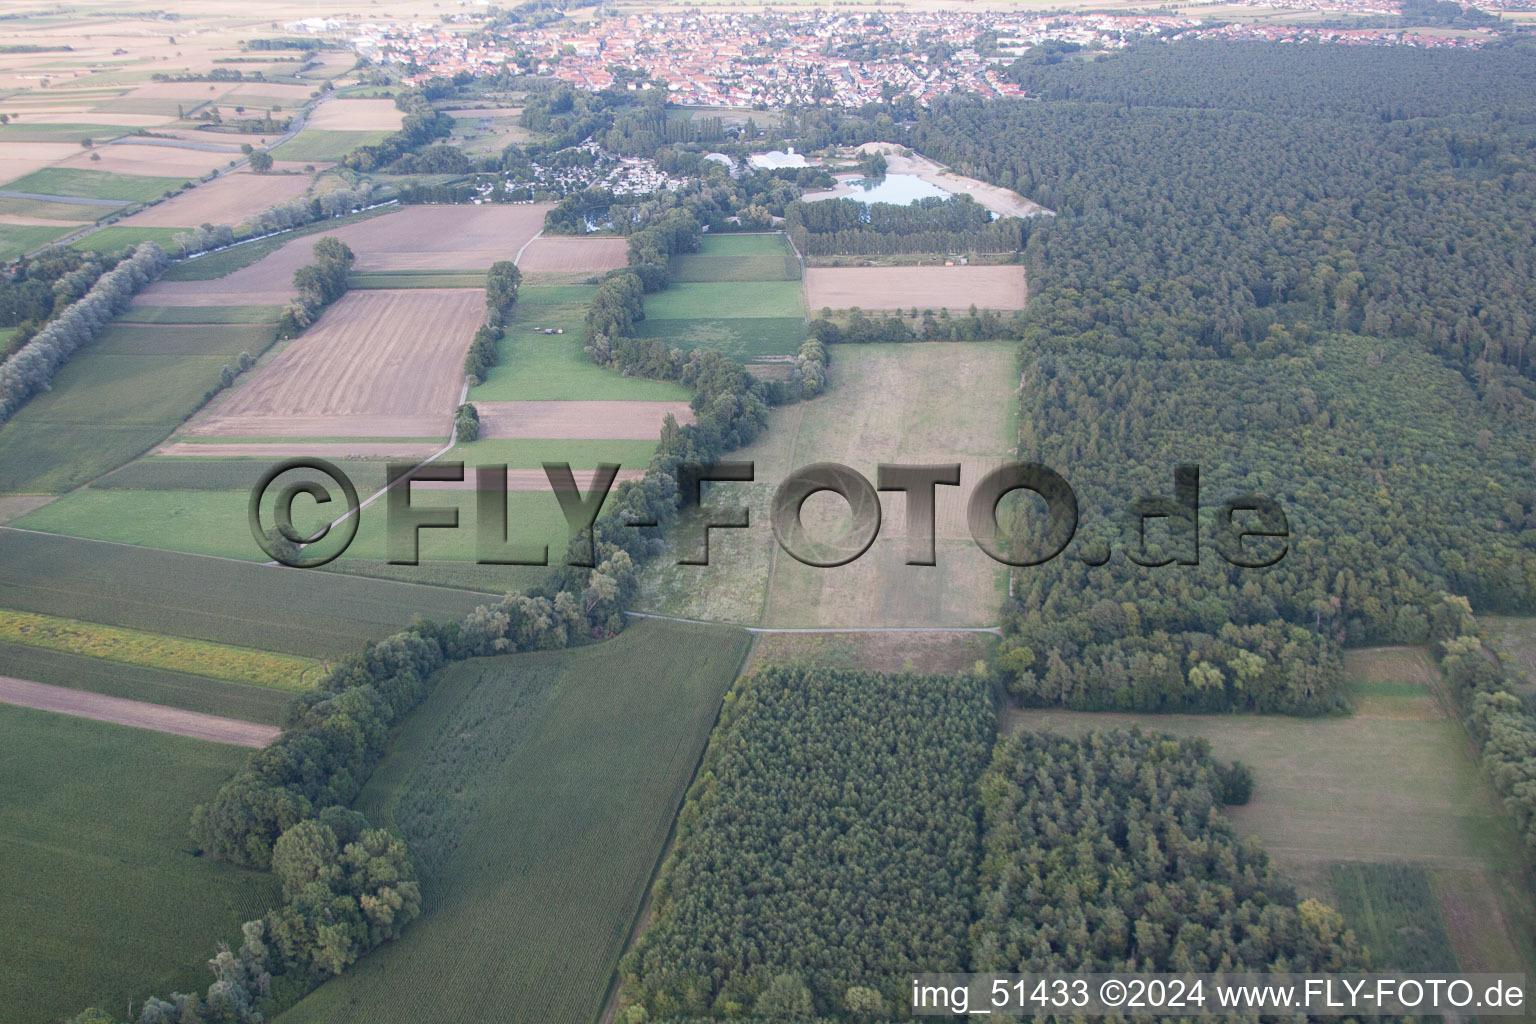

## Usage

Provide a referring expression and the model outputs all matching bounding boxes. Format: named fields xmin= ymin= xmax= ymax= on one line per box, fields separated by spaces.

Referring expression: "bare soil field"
xmin=119 ymin=171 xmax=313 ymax=227
xmin=307 ymin=98 xmax=405 ymax=132
xmin=475 ymin=401 xmax=696 ymax=440
xmin=59 ymin=143 xmax=237 ymax=177
xmin=0 ymin=675 xmax=279 ymax=748
xmin=0 ymin=143 xmax=85 ymax=185
xmin=804 ymin=265 xmax=1027 ymax=311
xmin=225 ymin=82 xmax=317 ymax=105
xmin=853 ymin=143 xmax=1053 ymax=218
xmin=516 ymin=236 xmax=628 ymax=273
xmin=154 ymin=442 xmax=443 ymax=459
xmin=187 ymin=289 xmax=481 ymax=439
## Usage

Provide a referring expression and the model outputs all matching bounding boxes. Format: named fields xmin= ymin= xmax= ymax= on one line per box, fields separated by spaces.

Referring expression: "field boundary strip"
xmin=0 ymin=675 xmax=280 ymax=747
xmin=625 ymin=611 xmax=1002 ymax=635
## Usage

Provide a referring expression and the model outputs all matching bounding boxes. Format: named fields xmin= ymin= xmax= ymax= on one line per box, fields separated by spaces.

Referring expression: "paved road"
xmin=0 ymin=190 xmax=130 ymax=206
xmin=0 ymin=674 xmax=280 ymax=747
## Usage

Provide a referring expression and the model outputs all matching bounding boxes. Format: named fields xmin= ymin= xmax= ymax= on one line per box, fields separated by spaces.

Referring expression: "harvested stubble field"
xmin=637 ymin=342 xmax=1016 ymax=628
xmin=117 ymin=170 xmax=313 ymax=227
xmin=474 ymin=400 xmax=696 ymax=440
xmin=305 ymin=97 xmax=405 ymax=131
xmin=0 ymin=321 xmax=278 ymax=494
xmin=0 ymin=703 xmax=278 ymax=1024
xmin=138 ymin=205 xmax=550 ymax=306
xmin=0 ymin=530 xmax=494 ymax=659
xmin=0 ymin=142 xmax=90 ymax=183
xmin=152 ymin=441 xmax=442 ymax=460
xmin=515 ymin=235 xmax=628 ymax=272
xmin=281 ymin=617 xmax=751 ymax=1024
xmin=804 ymin=264 xmax=1028 ymax=311
xmin=185 ymin=288 xmax=481 ymax=440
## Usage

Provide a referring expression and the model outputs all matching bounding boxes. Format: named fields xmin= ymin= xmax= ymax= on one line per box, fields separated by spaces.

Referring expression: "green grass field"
xmin=0 ymin=530 xmax=495 ymax=658
xmin=70 ymin=224 xmax=190 ymax=254
xmin=0 ymin=704 xmax=279 ymax=1024
xmin=159 ymin=205 xmax=398 ymax=282
xmin=632 ymin=315 xmax=808 ymax=362
xmin=0 ymin=640 xmax=291 ymax=725
xmin=0 ymin=195 xmax=113 ymax=220
xmin=117 ymin=305 xmax=283 ymax=324
xmin=0 ymin=321 xmax=277 ymax=494
xmin=280 ymin=617 xmax=751 ymax=1024
xmin=16 ymin=486 xmax=574 ymax=566
xmin=638 ymin=342 xmax=1016 ymax=628
xmin=0 ymin=122 xmax=129 ymax=143
xmin=670 ymin=232 xmax=800 ymax=283
xmin=643 ymin=279 xmax=804 ymax=320
xmin=445 ymin=437 xmax=660 ymax=470
xmin=1 ymin=167 xmax=187 ymax=202
xmin=470 ymin=285 xmax=692 ymax=402
xmin=271 ymin=129 xmax=391 ymax=162
xmin=0 ymin=221 xmax=76 ymax=260
xmin=91 ymin=457 xmax=393 ymax=492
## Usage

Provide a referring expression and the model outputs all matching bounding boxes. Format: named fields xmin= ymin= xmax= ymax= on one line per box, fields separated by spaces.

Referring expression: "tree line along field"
xmin=0 ymin=704 xmax=279 ymax=1024
xmin=632 ymin=233 xmax=808 ymax=363
xmin=277 ymin=617 xmax=751 ymax=1024
xmin=637 ymin=342 xmax=1016 ymax=629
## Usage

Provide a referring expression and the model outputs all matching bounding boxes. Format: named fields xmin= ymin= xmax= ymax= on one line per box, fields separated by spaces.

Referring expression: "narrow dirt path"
xmin=0 ymin=675 xmax=280 ymax=748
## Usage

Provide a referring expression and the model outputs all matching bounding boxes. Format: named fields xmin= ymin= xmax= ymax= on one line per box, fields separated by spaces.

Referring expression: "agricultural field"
xmin=279 ymin=617 xmax=751 ymax=1024
xmin=741 ymin=628 xmax=997 ymax=676
xmin=0 ymin=141 xmax=86 ymax=183
xmin=469 ymin=285 xmax=692 ymax=403
xmin=0 ymin=220 xmax=76 ymax=259
xmin=1001 ymin=645 xmax=1536 ymax=983
xmin=305 ymin=97 xmax=405 ymax=131
xmin=0 ymin=642 xmax=292 ymax=726
xmin=1 ymin=166 xmax=188 ymax=203
xmin=0 ymin=704 xmax=278 ymax=1024
xmin=637 ymin=342 xmax=1017 ymax=628
xmin=140 ymin=204 xmax=549 ymax=305
xmin=635 ymin=235 xmax=807 ymax=362
xmin=514 ymin=236 xmax=628 ymax=273
xmin=0 ymin=530 xmax=494 ymax=659
xmin=0 ymin=195 xmax=112 ymax=220
xmin=271 ymin=129 xmax=392 ymax=162
xmin=55 ymin=142 xmax=241 ymax=179
xmin=804 ymin=264 xmax=1028 ymax=312
xmin=0 ymin=608 xmax=317 ymax=690
xmin=114 ymin=169 xmax=315 ymax=227
xmin=68 ymin=224 xmax=186 ymax=254
xmin=183 ymin=288 xmax=482 ymax=440
xmin=473 ymin=400 xmax=696 ymax=440
xmin=0 ymin=321 xmax=278 ymax=494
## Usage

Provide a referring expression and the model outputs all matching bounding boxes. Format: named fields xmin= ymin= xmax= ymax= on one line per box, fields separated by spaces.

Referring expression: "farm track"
xmin=0 ymin=675 xmax=279 ymax=747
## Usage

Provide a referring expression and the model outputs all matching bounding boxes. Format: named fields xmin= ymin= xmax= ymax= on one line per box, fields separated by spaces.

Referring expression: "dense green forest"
xmin=811 ymin=42 xmax=1536 ymax=711
xmin=619 ymin=676 xmax=1365 ymax=1020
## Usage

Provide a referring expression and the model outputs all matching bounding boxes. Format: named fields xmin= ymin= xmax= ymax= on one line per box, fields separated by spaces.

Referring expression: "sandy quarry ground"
xmin=515 ymin=236 xmax=629 ymax=273
xmin=0 ymin=675 xmax=279 ymax=748
xmin=117 ymin=171 xmax=314 ymax=227
xmin=59 ymin=142 xmax=240 ymax=178
xmin=186 ymin=289 xmax=481 ymax=439
xmin=803 ymin=265 xmax=1028 ymax=311
xmin=852 ymin=143 xmax=1054 ymax=219
xmin=0 ymin=143 xmax=87 ymax=185
xmin=155 ymin=442 xmax=445 ymax=459
xmin=137 ymin=204 xmax=551 ymax=306
xmin=306 ymin=98 xmax=405 ymax=132
xmin=475 ymin=401 xmax=697 ymax=440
